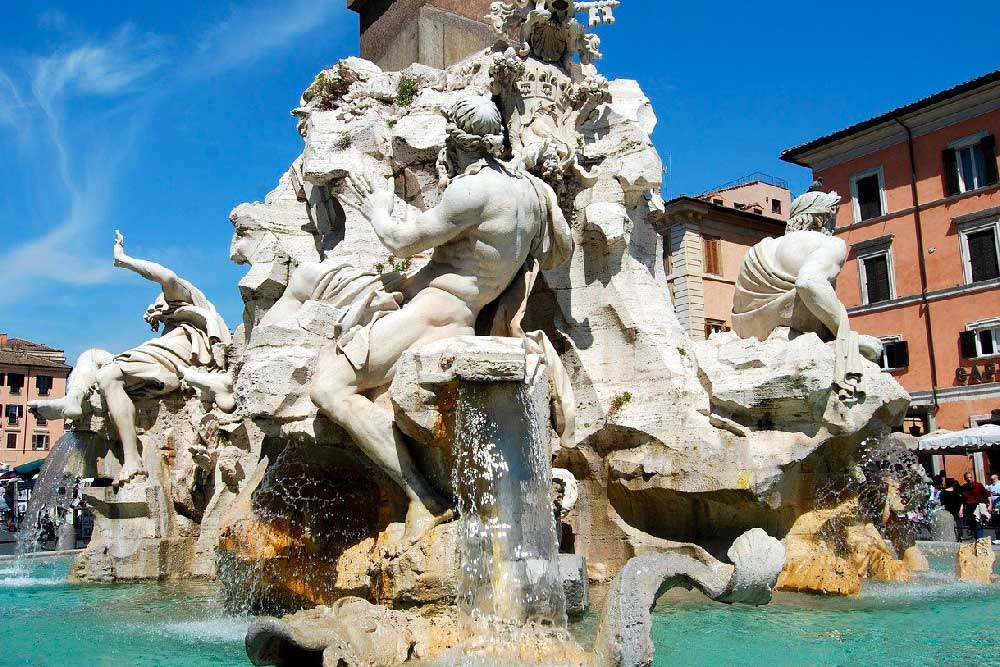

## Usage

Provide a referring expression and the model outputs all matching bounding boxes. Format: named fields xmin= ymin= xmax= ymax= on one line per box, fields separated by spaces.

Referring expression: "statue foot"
xmin=858 ymin=335 xmax=884 ymax=363
xmin=113 ymin=464 xmax=148 ymax=490
xmin=27 ymin=397 xmax=82 ymax=421
xmin=182 ymin=368 xmax=236 ymax=413
xmin=388 ymin=501 xmax=456 ymax=555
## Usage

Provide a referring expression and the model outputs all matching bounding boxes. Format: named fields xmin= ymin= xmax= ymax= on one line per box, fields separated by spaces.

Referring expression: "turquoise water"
xmin=3 ymin=555 xmax=1000 ymax=666
xmin=652 ymin=564 xmax=1000 ymax=667
xmin=0 ymin=557 xmax=248 ymax=667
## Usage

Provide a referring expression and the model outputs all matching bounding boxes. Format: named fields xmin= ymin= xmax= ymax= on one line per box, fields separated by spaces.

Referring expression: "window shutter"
xmin=703 ymin=237 xmax=721 ymax=275
xmin=960 ymin=330 xmax=979 ymax=358
xmin=968 ymin=228 xmax=1000 ymax=282
xmin=894 ymin=341 xmax=909 ymax=368
xmin=981 ymin=134 xmax=999 ymax=186
xmin=864 ymin=255 xmax=892 ymax=303
xmin=943 ymin=148 xmax=960 ymax=196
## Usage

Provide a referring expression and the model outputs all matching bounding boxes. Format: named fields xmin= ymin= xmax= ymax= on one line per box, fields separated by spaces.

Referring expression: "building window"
xmin=36 ymin=375 xmax=53 ymax=396
xmin=703 ymin=235 xmax=722 ymax=275
xmin=4 ymin=405 xmax=22 ymax=426
xmin=712 ymin=198 xmax=723 ymax=206
xmin=35 ymin=413 xmax=47 ymax=426
xmin=961 ymin=322 xmax=1000 ymax=359
xmin=7 ymin=373 xmax=24 ymax=395
xmin=943 ymin=133 xmax=999 ymax=196
xmin=31 ymin=434 xmax=49 ymax=451
xmin=6 ymin=434 xmax=16 ymax=449
xmin=959 ymin=221 xmax=1000 ymax=284
xmin=858 ymin=248 xmax=895 ymax=305
xmin=705 ymin=319 xmax=728 ymax=338
xmin=877 ymin=336 xmax=909 ymax=371
xmin=772 ymin=199 xmax=782 ymax=215
xmin=850 ymin=167 xmax=886 ymax=222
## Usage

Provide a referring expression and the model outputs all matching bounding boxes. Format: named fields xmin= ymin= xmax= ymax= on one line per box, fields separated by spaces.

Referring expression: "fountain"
xmin=9 ymin=2 xmax=985 ymax=667
xmin=14 ymin=432 xmax=88 ymax=558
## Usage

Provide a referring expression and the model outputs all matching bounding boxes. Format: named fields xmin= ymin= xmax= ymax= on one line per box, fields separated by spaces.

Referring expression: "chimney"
xmin=0 ymin=333 xmax=7 ymax=347
xmin=348 ymin=0 xmax=496 ymax=71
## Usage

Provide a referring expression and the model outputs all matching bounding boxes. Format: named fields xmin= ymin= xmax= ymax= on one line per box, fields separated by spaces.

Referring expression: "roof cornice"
xmin=782 ymin=70 xmax=1000 ymax=171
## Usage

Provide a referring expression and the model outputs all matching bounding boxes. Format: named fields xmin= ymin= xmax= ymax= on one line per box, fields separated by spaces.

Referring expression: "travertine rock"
xmin=902 ymin=545 xmax=930 ymax=572
xmin=693 ymin=328 xmax=909 ymax=436
xmin=776 ymin=499 xmax=910 ymax=595
xmin=957 ymin=538 xmax=996 ymax=584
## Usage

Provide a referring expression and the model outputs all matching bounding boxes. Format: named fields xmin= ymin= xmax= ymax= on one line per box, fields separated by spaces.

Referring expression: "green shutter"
xmin=981 ymin=134 xmax=999 ymax=186
xmin=960 ymin=330 xmax=979 ymax=358
xmin=943 ymin=148 xmax=960 ymax=196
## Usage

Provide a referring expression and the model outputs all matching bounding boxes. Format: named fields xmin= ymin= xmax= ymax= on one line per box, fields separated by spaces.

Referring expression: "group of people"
xmin=931 ymin=472 xmax=1000 ymax=543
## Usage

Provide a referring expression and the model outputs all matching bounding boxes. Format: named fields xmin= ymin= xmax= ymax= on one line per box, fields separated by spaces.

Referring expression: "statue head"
xmin=785 ymin=190 xmax=842 ymax=235
xmin=438 ymin=95 xmax=506 ymax=184
xmin=144 ymin=294 xmax=170 ymax=332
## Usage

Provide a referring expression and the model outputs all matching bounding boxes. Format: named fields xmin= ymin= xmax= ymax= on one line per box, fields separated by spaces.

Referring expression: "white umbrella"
xmin=917 ymin=424 xmax=1000 ymax=452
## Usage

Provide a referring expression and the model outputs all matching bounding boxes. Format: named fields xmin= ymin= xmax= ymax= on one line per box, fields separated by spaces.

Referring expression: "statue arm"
xmin=113 ymin=231 xmax=193 ymax=302
xmin=794 ymin=243 xmax=849 ymax=339
xmin=346 ymin=173 xmax=485 ymax=258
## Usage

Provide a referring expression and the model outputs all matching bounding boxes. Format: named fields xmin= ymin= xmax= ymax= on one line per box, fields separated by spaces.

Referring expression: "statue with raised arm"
xmin=731 ymin=191 xmax=882 ymax=399
xmin=297 ymin=95 xmax=574 ymax=541
xmin=29 ymin=231 xmax=234 ymax=485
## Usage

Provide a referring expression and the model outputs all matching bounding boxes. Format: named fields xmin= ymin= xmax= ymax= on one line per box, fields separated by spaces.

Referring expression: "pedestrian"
xmin=959 ymin=472 xmax=991 ymax=541
xmin=940 ymin=477 xmax=964 ymax=539
xmin=987 ymin=473 xmax=1000 ymax=544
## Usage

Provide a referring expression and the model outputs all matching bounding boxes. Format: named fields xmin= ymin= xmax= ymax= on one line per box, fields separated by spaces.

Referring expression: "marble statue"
xmin=731 ymin=190 xmax=883 ymax=398
xmin=304 ymin=94 xmax=575 ymax=541
xmin=489 ymin=0 xmax=621 ymax=66
xmin=29 ymin=231 xmax=234 ymax=484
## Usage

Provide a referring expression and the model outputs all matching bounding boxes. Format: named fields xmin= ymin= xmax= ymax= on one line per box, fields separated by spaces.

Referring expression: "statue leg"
xmin=311 ymin=351 xmax=446 ymax=541
xmin=28 ymin=348 xmax=115 ymax=420
xmin=95 ymin=363 xmax=146 ymax=485
xmin=795 ymin=276 xmax=881 ymax=361
xmin=794 ymin=275 xmax=849 ymax=339
xmin=260 ymin=262 xmax=327 ymax=327
xmin=311 ymin=289 xmax=475 ymax=541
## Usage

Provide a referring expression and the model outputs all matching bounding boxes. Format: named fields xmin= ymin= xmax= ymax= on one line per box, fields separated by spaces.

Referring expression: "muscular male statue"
xmin=732 ymin=191 xmax=882 ymax=397
xmin=29 ymin=232 xmax=233 ymax=485
xmin=307 ymin=95 xmax=574 ymax=540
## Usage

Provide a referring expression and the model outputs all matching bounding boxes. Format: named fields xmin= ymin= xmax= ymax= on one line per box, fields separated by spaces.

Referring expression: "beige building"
xmin=663 ymin=176 xmax=790 ymax=340
xmin=0 ymin=334 xmax=71 ymax=468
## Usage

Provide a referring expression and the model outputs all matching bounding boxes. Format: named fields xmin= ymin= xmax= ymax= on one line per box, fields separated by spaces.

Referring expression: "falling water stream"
xmin=14 ymin=432 xmax=87 ymax=559
xmin=451 ymin=382 xmax=567 ymax=664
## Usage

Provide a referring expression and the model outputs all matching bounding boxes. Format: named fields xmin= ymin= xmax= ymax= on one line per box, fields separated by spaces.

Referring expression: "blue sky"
xmin=1 ymin=0 xmax=997 ymax=361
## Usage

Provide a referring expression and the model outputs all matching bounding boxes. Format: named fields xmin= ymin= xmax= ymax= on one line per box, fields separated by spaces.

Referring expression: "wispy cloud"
xmin=186 ymin=0 xmax=338 ymax=78
xmin=0 ymin=27 xmax=161 ymax=304
xmin=0 ymin=1 xmax=342 ymax=307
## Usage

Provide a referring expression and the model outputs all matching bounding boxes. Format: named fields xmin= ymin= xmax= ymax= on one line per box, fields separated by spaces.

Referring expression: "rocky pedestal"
xmin=956 ymin=538 xmax=996 ymax=584
xmin=70 ymin=394 xmax=262 ymax=582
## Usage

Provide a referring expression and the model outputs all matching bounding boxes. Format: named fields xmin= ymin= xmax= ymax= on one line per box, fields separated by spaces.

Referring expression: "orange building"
xmin=782 ymin=70 xmax=1000 ymax=474
xmin=663 ymin=175 xmax=790 ymax=339
xmin=0 ymin=334 xmax=71 ymax=469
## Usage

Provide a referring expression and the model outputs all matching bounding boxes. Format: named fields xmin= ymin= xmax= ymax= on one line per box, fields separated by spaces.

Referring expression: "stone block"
xmin=559 ymin=554 xmax=589 ymax=618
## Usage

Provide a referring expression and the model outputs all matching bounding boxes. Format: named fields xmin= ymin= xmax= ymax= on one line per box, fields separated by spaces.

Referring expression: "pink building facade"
xmin=0 ymin=334 xmax=71 ymax=469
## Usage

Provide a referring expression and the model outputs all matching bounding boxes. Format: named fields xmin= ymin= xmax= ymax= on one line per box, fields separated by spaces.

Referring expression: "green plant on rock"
xmin=396 ymin=77 xmax=418 ymax=107
xmin=388 ymin=255 xmax=412 ymax=273
xmin=307 ymin=71 xmax=348 ymax=109
xmin=607 ymin=391 xmax=633 ymax=421
xmin=336 ymin=134 xmax=353 ymax=150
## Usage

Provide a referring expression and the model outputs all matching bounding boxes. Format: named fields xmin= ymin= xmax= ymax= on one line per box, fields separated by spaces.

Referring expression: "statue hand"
xmin=113 ymin=229 xmax=126 ymax=264
xmin=343 ymin=171 xmax=393 ymax=222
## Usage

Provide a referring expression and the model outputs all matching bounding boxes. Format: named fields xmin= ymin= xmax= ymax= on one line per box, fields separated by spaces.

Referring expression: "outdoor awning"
xmin=13 ymin=458 xmax=45 ymax=476
xmin=917 ymin=424 xmax=1000 ymax=452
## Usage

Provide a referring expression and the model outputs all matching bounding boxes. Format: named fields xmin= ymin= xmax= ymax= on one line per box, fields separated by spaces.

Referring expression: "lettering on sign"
xmin=956 ymin=363 xmax=997 ymax=384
